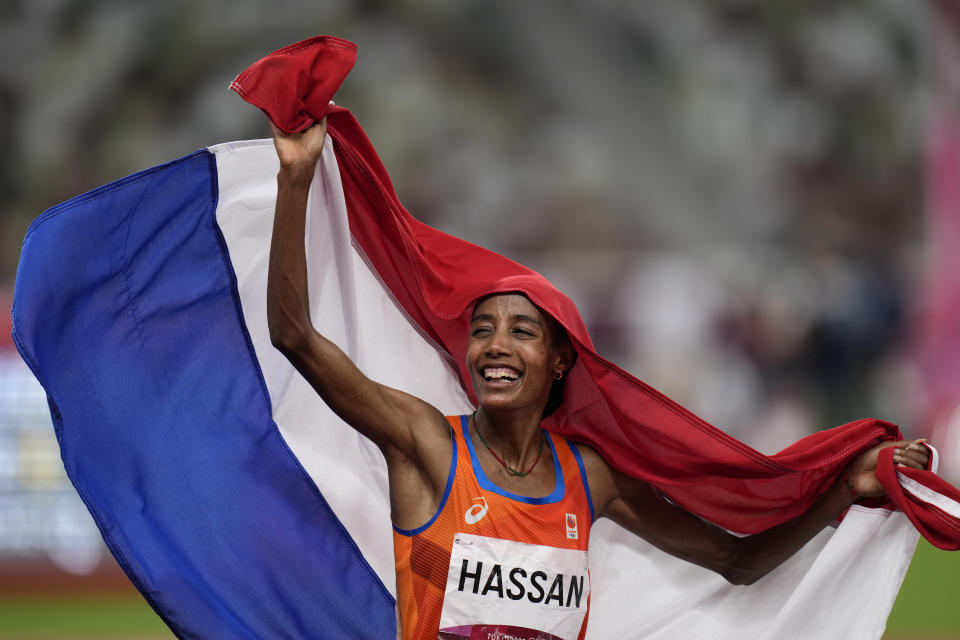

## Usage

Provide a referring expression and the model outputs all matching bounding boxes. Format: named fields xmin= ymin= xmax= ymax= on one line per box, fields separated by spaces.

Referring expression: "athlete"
xmin=266 ymin=117 xmax=930 ymax=640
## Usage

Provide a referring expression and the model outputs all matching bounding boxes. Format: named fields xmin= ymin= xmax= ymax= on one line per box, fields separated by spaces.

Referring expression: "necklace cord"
xmin=471 ymin=412 xmax=545 ymax=477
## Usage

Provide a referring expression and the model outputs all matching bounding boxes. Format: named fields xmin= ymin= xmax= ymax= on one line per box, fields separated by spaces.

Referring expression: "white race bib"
xmin=439 ymin=533 xmax=590 ymax=640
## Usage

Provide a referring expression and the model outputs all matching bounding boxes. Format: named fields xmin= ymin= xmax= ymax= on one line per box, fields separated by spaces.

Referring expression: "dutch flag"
xmin=12 ymin=37 xmax=960 ymax=639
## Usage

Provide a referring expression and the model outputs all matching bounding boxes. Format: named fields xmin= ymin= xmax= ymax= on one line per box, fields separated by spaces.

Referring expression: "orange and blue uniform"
xmin=393 ymin=415 xmax=594 ymax=640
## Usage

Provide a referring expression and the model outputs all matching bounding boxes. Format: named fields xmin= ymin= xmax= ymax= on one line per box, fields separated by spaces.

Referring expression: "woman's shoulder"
xmin=562 ymin=438 xmax=604 ymax=468
xmin=562 ymin=438 xmax=653 ymax=519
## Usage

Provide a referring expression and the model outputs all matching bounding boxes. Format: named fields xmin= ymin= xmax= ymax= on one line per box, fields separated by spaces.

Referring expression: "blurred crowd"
xmin=0 ymin=0 xmax=942 ymax=571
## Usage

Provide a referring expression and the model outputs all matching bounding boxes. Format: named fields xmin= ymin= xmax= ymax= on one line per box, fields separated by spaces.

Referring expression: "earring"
xmin=554 ymin=370 xmax=564 ymax=381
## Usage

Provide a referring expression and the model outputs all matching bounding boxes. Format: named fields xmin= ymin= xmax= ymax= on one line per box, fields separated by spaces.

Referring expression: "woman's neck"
xmin=473 ymin=406 xmax=544 ymax=470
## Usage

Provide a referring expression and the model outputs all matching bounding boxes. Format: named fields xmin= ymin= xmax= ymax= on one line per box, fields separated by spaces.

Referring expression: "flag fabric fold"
xmin=229 ymin=35 xmax=357 ymax=134
xmin=10 ymin=35 xmax=960 ymax=640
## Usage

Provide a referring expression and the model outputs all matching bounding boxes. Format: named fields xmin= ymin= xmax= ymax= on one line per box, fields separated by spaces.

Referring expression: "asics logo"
xmin=464 ymin=497 xmax=488 ymax=525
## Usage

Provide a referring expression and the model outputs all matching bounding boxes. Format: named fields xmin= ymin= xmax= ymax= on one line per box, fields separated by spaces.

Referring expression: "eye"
xmin=471 ymin=326 xmax=492 ymax=337
xmin=512 ymin=327 xmax=535 ymax=338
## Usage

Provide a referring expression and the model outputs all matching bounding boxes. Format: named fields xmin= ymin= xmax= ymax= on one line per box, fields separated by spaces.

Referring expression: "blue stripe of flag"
xmin=12 ymin=149 xmax=395 ymax=639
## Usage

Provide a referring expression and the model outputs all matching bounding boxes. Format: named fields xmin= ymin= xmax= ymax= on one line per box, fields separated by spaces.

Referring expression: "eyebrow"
xmin=470 ymin=313 xmax=543 ymax=327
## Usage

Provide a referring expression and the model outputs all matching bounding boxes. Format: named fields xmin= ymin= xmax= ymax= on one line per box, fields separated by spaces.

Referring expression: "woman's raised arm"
xmin=266 ymin=120 xmax=449 ymax=468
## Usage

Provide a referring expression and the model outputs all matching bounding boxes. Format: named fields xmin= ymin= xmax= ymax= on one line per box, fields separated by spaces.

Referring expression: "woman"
xmin=266 ymin=117 xmax=929 ymax=640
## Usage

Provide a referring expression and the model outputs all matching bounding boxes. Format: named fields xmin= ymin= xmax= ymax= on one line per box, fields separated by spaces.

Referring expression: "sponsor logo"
xmin=565 ymin=513 xmax=577 ymax=540
xmin=465 ymin=496 xmax=489 ymax=525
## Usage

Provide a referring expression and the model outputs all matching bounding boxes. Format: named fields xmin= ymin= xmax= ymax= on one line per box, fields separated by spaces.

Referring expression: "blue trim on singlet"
xmin=392 ymin=426 xmax=457 ymax=537
xmin=568 ymin=442 xmax=595 ymax=523
xmin=461 ymin=414 xmax=565 ymax=505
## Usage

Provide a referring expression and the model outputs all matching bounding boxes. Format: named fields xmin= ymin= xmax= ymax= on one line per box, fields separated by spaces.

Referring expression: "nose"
xmin=485 ymin=327 xmax=511 ymax=357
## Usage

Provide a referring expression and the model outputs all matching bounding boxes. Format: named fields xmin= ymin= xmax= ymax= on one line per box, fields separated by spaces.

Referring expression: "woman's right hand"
xmin=270 ymin=118 xmax=328 ymax=178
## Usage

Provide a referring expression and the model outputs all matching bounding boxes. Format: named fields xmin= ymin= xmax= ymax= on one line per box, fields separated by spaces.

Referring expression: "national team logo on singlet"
xmin=465 ymin=497 xmax=489 ymax=525
xmin=565 ymin=513 xmax=578 ymax=540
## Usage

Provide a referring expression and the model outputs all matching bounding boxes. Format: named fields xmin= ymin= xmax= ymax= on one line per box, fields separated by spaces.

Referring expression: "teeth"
xmin=484 ymin=368 xmax=519 ymax=381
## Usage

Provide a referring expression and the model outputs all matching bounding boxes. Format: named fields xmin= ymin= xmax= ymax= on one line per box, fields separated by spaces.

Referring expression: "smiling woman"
xmin=470 ymin=294 xmax=575 ymax=423
xmin=468 ymin=294 xmax=572 ymax=425
xmin=265 ymin=116 xmax=931 ymax=640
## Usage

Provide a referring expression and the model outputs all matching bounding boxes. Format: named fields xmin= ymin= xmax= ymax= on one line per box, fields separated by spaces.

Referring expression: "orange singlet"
xmin=393 ymin=415 xmax=594 ymax=640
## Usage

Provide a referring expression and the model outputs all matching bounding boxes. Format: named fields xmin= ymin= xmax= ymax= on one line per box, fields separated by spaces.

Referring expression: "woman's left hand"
xmin=845 ymin=439 xmax=930 ymax=498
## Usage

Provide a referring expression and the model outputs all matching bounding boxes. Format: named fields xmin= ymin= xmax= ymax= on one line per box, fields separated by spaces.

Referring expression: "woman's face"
xmin=466 ymin=294 xmax=565 ymax=414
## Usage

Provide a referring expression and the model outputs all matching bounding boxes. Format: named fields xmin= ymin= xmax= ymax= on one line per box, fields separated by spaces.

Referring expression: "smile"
xmin=482 ymin=367 xmax=521 ymax=382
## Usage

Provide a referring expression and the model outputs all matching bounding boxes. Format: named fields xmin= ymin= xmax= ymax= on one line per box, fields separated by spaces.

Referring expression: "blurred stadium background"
xmin=1 ymin=0 xmax=958 ymax=637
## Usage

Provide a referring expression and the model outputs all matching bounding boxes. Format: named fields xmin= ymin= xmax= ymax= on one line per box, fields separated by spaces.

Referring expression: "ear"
xmin=552 ymin=343 xmax=575 ymax=378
